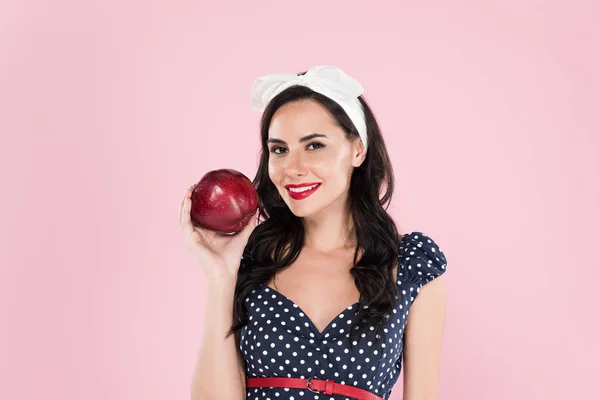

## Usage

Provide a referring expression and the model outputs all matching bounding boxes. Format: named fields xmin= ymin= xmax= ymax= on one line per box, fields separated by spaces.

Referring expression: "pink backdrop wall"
xmin=1 ymin=1 xmax=598 ymax=399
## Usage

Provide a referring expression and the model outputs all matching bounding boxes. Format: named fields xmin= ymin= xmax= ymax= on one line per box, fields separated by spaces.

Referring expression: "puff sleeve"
xmin=397 ymin=231 xmax=448 ymax=288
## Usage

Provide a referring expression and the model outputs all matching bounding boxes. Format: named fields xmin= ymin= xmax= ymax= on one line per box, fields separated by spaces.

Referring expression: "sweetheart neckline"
xmin=259 ymin=283 xmax=360 ymax=338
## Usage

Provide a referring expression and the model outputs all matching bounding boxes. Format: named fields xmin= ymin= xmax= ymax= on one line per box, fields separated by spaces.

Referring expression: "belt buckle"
xmin=306 ymin=377 xmax=320 ymax=393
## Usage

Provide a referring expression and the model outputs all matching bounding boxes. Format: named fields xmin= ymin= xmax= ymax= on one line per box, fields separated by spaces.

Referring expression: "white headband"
xmin=250 ymin=65 xmax=368 ymax=151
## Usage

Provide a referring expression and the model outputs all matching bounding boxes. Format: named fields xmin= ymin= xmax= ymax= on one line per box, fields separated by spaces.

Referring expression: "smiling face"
xmin=267 ymin=99 xmax=366 ymax=218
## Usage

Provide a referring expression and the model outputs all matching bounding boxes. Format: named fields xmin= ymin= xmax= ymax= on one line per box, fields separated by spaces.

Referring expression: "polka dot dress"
xmin=240 ymin=232 xmax=448 ymax=400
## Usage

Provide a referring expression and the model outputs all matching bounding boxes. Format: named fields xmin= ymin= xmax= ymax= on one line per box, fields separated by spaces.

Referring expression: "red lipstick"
xmin=285 ymin=183 xmax=321 ymax=200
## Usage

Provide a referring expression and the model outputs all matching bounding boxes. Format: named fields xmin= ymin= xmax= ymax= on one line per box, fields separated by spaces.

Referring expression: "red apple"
xmin=190 ymin=169 xmax=259 ymax=234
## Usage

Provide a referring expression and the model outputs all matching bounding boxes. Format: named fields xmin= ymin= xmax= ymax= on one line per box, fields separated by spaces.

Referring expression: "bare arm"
xmin=402 ymin=276 xmax=447 ymax=400
xmin=190 ymin=274 xmax=246 ymax=400
xmin=178 ymin=184 xmax=256 ymax=400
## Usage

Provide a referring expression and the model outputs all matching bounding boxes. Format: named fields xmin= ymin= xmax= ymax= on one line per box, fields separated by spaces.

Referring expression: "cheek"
xmin=310 ymin=149 xmax=348 ymax=171
xmin=268 ymin=160 xmax=281 ymax=181
xmin=304 ymin=147 xmax=335 ymax=166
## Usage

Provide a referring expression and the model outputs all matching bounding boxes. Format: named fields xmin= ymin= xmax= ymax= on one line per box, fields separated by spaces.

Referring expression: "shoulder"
xmin=396 ymin=231 xmax=448 ymax=288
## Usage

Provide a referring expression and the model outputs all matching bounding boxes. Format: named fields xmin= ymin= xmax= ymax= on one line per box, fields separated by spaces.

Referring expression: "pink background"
xmin=1 ymin=0 xmax=598 ymax=399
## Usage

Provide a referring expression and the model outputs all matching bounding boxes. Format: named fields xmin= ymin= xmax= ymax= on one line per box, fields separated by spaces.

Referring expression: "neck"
xmin=301 ymin=202 xmax=356 ymax=254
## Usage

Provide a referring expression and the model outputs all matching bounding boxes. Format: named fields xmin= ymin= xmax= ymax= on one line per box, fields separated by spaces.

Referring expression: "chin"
xmin=285 ymin=200 xmax=317 ymax=218
xmin=287 ymin=205 xmax=311 ymax=218
xmin=288 ymin=200 xmax=332 ymax=220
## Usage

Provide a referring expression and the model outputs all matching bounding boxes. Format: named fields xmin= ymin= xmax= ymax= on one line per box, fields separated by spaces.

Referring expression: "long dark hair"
xmin=227 ymin=73 xmax=404 ymax=351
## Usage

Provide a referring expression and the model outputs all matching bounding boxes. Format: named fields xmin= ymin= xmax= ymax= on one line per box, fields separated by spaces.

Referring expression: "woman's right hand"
xmin=178 ymin=185 xmax=258 ymax=279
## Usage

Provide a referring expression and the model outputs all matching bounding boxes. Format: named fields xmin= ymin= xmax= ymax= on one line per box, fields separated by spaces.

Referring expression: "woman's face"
xmin=267 ymin=99 xmax=365 ymax=218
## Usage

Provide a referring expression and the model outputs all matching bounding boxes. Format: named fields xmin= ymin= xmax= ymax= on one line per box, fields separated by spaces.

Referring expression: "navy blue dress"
xmin=240 ymin=231 xmax=448 ymax=400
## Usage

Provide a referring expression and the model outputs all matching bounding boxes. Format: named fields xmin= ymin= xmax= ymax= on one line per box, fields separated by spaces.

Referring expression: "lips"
xmin=285 ymin=182 xmax=321 ymax=189
xmin=285 ymin=183 xmax=321 ymax=200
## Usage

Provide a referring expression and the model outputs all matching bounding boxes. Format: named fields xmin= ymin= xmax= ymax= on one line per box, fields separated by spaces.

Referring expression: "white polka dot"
xmin=239 ymin=233 xmax=446 ymax=399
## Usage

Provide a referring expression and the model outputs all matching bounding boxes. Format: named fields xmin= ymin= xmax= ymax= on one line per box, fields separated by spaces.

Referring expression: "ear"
xmin=351 ymin=139 xmax=367 ymax=167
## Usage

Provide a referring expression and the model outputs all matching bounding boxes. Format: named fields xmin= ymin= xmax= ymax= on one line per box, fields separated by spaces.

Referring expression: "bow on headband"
xmin=250 ymin=65 xmax=368 ymax=151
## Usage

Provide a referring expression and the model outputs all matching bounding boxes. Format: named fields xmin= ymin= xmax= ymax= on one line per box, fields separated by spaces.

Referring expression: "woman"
xmin=181 ymin=65 xmax=448 ymax=400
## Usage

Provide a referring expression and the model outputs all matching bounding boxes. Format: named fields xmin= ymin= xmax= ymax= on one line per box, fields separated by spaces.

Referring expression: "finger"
xmin=180 ymin=187 xmax=195 ymax=234
xmin=179 ymin=186 xmax=192 ymax=227
xmin=178 ymin=195 xmax=185 ymax=224
xmin=239 ymin=210 xmax=258 ymax=238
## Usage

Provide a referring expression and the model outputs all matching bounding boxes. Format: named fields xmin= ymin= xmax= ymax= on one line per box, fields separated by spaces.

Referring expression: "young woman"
xmin=181 ymin=65 xmax=448 ymax=400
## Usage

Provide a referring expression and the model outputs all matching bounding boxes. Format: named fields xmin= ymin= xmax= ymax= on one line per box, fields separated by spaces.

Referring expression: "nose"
xmin=284 ymin=149 xmax=307 ymax=178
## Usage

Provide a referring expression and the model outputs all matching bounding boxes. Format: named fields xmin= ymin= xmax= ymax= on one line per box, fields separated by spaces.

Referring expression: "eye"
xmin=269 ymin=142 xmax=325 ymax=155
xmin=270 ymin=146 xmax=286 ymax=154
xmin=307 ymin=141 xmax=324 ymax=150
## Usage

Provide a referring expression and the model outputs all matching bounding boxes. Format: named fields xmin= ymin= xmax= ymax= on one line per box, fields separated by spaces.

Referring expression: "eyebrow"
xmin=267 ymin=133 xmax=328 ymax=145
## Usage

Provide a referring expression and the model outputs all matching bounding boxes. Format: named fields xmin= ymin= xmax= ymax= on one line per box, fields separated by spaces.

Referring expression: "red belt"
xmin=246 ymin=377 xmax=384 ymax=400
